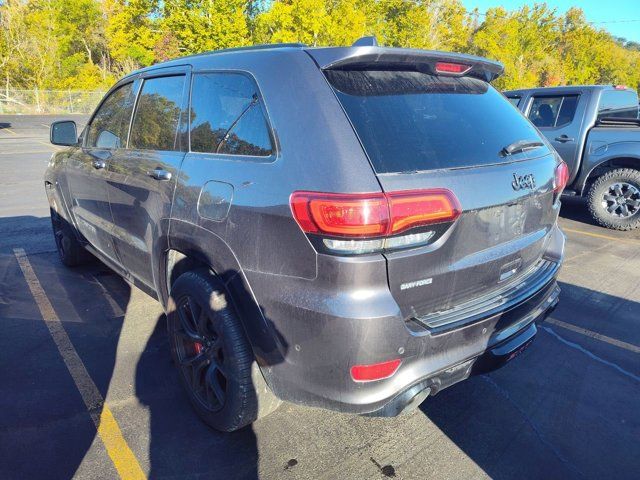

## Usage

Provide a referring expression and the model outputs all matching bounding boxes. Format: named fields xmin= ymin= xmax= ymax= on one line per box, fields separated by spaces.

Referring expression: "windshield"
xmin=325 ymin=70 xmax=549 ymax=173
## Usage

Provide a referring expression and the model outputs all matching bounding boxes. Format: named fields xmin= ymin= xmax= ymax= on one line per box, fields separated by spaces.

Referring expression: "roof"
xmin=122 ymin=43 xmax=504 ymax=83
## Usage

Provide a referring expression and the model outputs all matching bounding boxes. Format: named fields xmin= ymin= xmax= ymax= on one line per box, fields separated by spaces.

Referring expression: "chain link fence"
xmin=0 ymin=89 xmax=105 ymax=114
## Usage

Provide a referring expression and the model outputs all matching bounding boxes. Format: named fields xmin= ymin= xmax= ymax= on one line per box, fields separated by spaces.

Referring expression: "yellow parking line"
xmin=36 ymin=140 xmax=62 ymax=150
xmin=1 ymin=127 xmax=17 ymax=135
xmin=563 ymin=227 xmax=640 ymax=246
xmin=13 ymin=248 xmax=146 ymax=480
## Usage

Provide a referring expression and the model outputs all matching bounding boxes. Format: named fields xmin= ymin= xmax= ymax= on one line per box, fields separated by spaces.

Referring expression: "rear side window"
xmin=129 ymin=75 xmax=186 ymax=151
xmin=528 ymin=95 xmax=578 ymax=128
xmin=325 ymin=70 xmax=547 ymax=173
xmin=86 ymin=83 xmax=135 ymax=149
xmin=598 ymin=90 xmax=639 ymax=119
xmin=506 ymin=96 xmax=520 ymax=107
xmin=190 ymin=73 xmax=273 ymax=157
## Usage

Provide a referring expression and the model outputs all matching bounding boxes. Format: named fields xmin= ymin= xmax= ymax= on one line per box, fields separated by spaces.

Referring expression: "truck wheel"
xmin=587 ymin=169 xmax=640 ymax=230
xmin=50 ymin=208 xmax=93 ymax=267
xmin=167 ymin=269 xmax=279 ymax=432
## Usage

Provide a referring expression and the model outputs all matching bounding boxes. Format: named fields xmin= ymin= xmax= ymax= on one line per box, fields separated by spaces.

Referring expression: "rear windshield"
xmin=325 ymin=70 xmax=549 ymax=173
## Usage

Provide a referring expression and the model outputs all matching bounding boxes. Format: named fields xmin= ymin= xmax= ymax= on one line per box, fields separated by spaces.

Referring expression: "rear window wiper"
xmin=500 ymin=139 xmax=544 ymax=156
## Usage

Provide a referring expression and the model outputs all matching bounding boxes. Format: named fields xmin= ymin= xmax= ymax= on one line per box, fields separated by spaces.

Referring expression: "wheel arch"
xmin=579 ymin=156 xmax=640 ymax=195
xmin=162 ymin=219 xmax=286 ymax=371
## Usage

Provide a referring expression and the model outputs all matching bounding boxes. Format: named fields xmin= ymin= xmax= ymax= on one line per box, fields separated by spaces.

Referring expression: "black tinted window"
xmin=325 ymin=70 xmax=548 ymax=173
xmin=507 ymin=96 xmax=520 ymax=107
xmin=556 ymin=96 xmax=579 ymax=126
xmin=528 ymin=95 xmax=578 ymax=128
xmin=86 ymin=83 xmax=134 ymax=149
xmin=598 ymin=90 xmax=639 ymax=119
xmin=129 ymin=75 xmax=185 ymax=151
xmin=190 ymin=73 xmax=273 ymax=156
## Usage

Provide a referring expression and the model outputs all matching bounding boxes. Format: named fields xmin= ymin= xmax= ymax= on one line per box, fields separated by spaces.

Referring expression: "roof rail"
xmin=352 ymin=36 xmax=378 ymax=47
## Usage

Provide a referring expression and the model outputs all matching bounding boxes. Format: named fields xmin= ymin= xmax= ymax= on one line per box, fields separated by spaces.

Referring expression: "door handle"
xmin=92 ymin=159 xmax=106 ymax=169
xmin=147 ymin=168 xmax=172 ymax=181
xmin=554 ymin=135 xmax=575 ymax=143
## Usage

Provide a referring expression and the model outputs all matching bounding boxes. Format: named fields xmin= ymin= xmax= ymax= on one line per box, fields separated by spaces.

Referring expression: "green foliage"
xmin=160 ymin=0 xmax=249 ymax=55
xmin=1 ymin=0 xmax=639 ymax=92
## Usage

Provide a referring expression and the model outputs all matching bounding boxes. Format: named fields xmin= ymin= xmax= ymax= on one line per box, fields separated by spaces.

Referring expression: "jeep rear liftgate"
xmin=321 ymin=61 xmax=565 ymax=321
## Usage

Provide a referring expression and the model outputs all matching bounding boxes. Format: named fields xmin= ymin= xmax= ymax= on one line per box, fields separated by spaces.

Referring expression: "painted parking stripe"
xmin=546 ymin=317 xmax=640 ymax=354
xmin=13 ymin=248 xmax=146 ymax=480
xmin=563 ymin=227 xmax=640 ymax=246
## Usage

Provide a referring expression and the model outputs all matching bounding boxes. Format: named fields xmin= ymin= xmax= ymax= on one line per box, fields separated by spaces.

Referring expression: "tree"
xmin=1 ymin=0 xmax=639 ymax=95
xmin=471 ymin=4 xmax=562 ymax=89
xmin=253 ymin=0 xmax=367 ymax=46
xmin=160 ymin=0 xmax=250 ymax=55
xmin=105 ymin=0 xmax=158 ymax=67
xmin=367 ymin=0 xmax=470 ymax=51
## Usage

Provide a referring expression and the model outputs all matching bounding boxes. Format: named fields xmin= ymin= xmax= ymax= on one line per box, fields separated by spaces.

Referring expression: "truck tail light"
xmin=350 ymin=359 xmax=401 ymax=382
xmin=290 ymin=189 xmax=461 ymax=254
xmin=435 ymin=62 xmax=472 ymax=75
xmin=554 ymin=161 xmax=569 ymax=195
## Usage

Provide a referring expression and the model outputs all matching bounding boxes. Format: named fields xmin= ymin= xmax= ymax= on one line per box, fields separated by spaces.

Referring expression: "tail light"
xmin=435 ymin=62 xmax=472 ymax=75
xmin=351 ymin=359 xmax=401 ymax=382
xmin=290 ymin=189 xmax=461 ymax=254
xmin=554 ymin=161 xmax=569 ymax=197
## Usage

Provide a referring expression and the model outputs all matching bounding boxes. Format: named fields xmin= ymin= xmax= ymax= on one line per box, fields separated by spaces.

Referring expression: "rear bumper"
xmin=372 ymin=285 xmax=558 ymax=416
xmin=250 ymin=226 xmax=565 ymax=415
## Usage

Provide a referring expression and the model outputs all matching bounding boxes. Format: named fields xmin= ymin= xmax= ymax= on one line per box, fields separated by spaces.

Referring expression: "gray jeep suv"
xmin=46 ymin=41 xmax=565 ymax=432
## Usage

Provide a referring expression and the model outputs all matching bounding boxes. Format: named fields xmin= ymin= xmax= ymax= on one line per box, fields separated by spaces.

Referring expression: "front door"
xmin=106 ymin=70 xmax=189 ymax=288
xmin=66 ymin=81 xmax=136 ymax=264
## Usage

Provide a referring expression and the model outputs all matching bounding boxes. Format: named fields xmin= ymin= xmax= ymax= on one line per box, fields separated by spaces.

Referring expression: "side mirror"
xmin=50 ymin=120 xmax=78 ymax=146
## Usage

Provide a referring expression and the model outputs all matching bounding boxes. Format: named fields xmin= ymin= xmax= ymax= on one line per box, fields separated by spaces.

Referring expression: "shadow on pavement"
xmin=136 ymin=316 xmax=260 ymax=479
xmin=559 ymin=196 xmax=597 ymax=226
xmin=0 ymin=215 xmax=268 ymax=479
xmin=0 ymin=216 xmax=130 ymax=478
xmin=2 ymin=215 xmax=639 ymax=479
xmin=420 ymin=281 xmax=640 ymax=480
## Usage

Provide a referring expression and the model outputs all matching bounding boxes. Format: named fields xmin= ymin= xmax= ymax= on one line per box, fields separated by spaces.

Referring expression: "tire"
xmin=587 ymin=169 xmax=640 ymax=231
xmin=50 ymin=208 xmax=93 ymax=267
xmin=167 ymin=269 xmax=279 ymax=432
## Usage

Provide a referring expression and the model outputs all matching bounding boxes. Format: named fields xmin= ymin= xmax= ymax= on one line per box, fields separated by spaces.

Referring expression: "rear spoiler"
xmin=306 ymin=46 xmax=504 ymax=82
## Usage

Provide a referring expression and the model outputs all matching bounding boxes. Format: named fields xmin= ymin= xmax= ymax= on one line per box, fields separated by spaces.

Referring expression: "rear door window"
xmin=189 ymin=73 xmax=273 ymax=157
xmin=598 ymin=90 xmax=639 ymax=119
xmin=324 ymin=70 xmax=548 ymax=174
xmin=129 ymin=75 xmax=186 ymax=151
xmin=528 ymin=95 xmax=579 ymax=128
xmin=506 ymin=96 xmax=521 ymax=107
xmin=86 ymin=83 xmax=135 ymax=149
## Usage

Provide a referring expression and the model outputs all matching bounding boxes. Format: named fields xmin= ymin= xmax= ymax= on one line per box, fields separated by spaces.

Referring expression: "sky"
xmin=462 ymin=0 xmax=640 ymax=42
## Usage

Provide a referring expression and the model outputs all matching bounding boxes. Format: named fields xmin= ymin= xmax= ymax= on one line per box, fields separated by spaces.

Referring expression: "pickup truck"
xmin=505 ymin=85 xmax=640 ymax=230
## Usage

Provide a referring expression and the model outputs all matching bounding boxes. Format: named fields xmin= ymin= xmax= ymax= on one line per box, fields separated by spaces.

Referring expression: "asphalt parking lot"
xmin=1 ymin=115 xmax=638 ymax=480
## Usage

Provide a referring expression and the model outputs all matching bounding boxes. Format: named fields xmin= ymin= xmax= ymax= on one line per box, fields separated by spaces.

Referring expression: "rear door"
xmin=106 ymin=68 xmax=190 ymax=288
xmin=525 ymin=93 xmax=583 ymax=176
xmin=67 ymin=82 xmax=136 ymax=264
xmin=324 ymin=68 xmax=560 ymax=319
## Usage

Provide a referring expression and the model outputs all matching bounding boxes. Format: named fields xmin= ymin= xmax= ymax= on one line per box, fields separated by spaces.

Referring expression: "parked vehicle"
xmin=505 ymin=85 xmax=640 ymax=230
xmin=46 ymin=39 xmax=565 ymax=432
